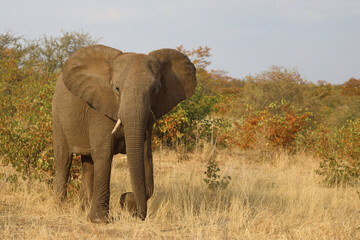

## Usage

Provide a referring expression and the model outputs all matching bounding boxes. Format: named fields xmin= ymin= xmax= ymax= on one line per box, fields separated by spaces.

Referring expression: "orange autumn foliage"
xmin=227 ymin=104 xmax=311 ymax=150
xmin=341 ymin=78 xmax=360 ymax=96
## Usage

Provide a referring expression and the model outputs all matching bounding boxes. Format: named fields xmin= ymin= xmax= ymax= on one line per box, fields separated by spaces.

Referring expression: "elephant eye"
xmin=115 ymin=86 xmax=120 ymax=92
xmin=152 ymin=87 xmax=159 ymax=95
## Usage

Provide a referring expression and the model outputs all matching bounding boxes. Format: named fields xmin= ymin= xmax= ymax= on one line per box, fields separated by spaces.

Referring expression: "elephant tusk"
xmin=111 ymin=119 xmax=121 ymax=134
xmin=150 ymin=111 xmax=157 ymax=122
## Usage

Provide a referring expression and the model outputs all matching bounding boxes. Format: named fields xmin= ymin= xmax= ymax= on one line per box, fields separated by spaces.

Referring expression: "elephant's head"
xmin=62 ymin=45 xmax=196 ymax=219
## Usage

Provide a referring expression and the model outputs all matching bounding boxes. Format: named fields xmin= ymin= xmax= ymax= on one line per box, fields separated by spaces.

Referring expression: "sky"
xmin=1 ymin=0 xmax=359 ymax=84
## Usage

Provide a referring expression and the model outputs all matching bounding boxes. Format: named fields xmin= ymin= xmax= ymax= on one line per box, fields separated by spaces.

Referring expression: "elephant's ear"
xmin=149 ymin=49 xmax=197 ymax=119
xmin=62 ymin=45 xmax=122 ymax=120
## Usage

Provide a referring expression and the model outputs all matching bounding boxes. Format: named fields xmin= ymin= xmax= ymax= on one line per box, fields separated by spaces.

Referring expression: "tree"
xmin=341 ymin=78 xmax=360 ymax=96
xmin=25 ymin=30 xmax=100 ymax=72
xmin=177 ymin=45 xmax=243 ymax=96
xmin=176 ymin=45 xmax=211 ymax=71
xmin=240 ymin=66 xmax=308 ymax=111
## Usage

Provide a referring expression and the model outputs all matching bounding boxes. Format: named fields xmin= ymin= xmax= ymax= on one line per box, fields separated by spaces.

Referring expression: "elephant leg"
xmin=80 ymin=155 xmax=94 ymax=210
xmin=121 ymin=126 xmax=154 ymax=214
xmin=87 ymin=147 xmax=113 ymax=223
xmin=53 ymin=116 xmax=72 ymax=202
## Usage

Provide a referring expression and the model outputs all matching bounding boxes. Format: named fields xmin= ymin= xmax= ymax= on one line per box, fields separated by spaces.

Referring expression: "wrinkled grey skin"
xmin=52 ymin=45 xmax=196 ymax=223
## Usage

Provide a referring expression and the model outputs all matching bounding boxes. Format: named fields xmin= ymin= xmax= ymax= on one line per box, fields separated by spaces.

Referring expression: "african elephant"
xmin=52 ymin=45 xmax=196 ymax=223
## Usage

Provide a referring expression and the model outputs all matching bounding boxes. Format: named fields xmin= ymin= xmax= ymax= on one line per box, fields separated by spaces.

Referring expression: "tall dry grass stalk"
xmin=1 ymin=148 xmax=359 ymax=239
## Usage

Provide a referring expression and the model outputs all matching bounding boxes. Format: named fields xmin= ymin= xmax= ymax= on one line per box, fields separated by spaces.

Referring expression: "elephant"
xmin=52 ymin=44 xmax=196 ymax=223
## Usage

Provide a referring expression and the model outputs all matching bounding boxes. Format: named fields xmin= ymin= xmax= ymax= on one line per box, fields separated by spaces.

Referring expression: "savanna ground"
xmin=1 ymin=147 xmax=359 ymax=239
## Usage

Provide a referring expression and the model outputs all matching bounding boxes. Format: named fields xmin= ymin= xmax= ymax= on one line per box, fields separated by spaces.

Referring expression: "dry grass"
xmin=1 ymin=147 xmax=359 ymax=239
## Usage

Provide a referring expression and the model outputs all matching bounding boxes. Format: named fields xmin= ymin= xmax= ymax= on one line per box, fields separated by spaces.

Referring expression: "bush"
xmin=0 ymin=48 xmax=56 ymax=180
xmin=241 ymin=66 xmax=308 ymax=111
xmin=311 ymin=119 xmax=360 ymax=186
xmin=203 ymin=159 xmax=231 ymax=190
xmin=227 ymin=102 xmax=311 ymax=151
xmin=0 ymin=31 xmax=98 ymax=182
xmin=153 ymin=83 xmax=230 ymax=150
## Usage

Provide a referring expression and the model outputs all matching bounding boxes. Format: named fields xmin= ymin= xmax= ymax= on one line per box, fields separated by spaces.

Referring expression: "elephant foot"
xmin=87 ymin=211 xmax=110 ymax=224
xmin=120 ymin=192 xmax=137 ymax=217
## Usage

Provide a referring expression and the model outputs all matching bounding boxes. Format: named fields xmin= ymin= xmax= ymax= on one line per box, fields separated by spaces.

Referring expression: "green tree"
xmin=25 ymin=30 xmax=100 ymax=72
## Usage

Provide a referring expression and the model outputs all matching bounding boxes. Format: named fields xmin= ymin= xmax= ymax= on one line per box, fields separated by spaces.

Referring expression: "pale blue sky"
xmin=1 ymin=0 xmax=359 ymax=84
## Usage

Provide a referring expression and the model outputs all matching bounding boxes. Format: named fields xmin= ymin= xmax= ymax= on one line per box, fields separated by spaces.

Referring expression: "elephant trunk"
xmin=120 ymin=99 xmax=148 ymax=220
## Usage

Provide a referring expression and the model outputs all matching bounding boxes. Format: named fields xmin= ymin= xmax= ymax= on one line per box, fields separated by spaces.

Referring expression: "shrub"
xmin=227 ymin=102 xmax=311 ymax=151
xmin=241 ymin=66 xmax=308 ymax=111
xmin=203 ymin=158 xmax=231 ymax=190
xmin=0 ymin=50 xmax=56 ymax=180
xmin=0 ymin=31 xmax=97 ymax=182
xmin=153 ymin=83 xmax=230 ymax=150
xmin=341 ymin=78 xmax=360 ymax=96
xmin=312 ymin=119 xmax=360 ymax=186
